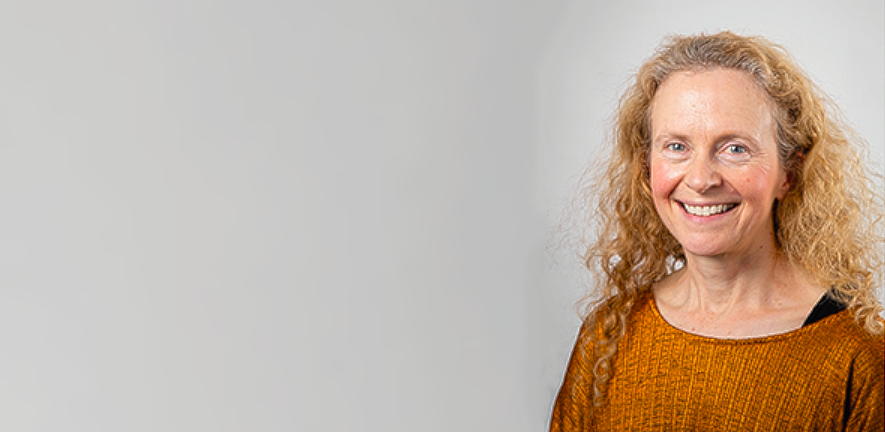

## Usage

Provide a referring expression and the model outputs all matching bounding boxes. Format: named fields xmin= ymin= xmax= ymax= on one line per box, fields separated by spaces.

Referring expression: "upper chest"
xmin=655 ymin=303 xmax=811 ymax=338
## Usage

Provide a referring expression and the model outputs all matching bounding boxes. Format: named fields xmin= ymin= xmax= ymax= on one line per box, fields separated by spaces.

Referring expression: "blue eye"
xmin=726 ymin=144 xmax=746 ymax=154
xmin=667 ymin=143 xmax=686 ymax=152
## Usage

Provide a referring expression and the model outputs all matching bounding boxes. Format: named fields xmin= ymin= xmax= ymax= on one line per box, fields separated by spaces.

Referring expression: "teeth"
xmin=683 ymin=203 xmax=736 ymax=216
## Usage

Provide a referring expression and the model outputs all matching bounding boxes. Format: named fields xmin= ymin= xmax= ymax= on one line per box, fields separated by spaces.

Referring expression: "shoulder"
xmin=550 ymin=294 xmax=655 ymax=431
xmin=810 ymin=311 xmax=884 ymax=373
xmin=573 ymin=292 xmax=661 ymax=357
xmin=826 ymin=314 xmax=885 ymax=430
xmin=841 ymin=315 xmax=884 ymax=367
xmin=566 ymin=293 xmax=657 ymax=367
xmin=819 ymin=311 xmax=884 ymax=349
xmin=580 ymin=292 xmax=657 ymax=334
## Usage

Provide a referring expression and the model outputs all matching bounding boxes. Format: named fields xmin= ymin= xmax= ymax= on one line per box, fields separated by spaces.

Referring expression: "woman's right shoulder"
xmin=577 ymin=291 xmax=655 ymax=342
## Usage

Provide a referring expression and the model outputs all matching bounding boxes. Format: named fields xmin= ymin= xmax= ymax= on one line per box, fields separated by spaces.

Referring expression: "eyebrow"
xmin=652 ymin=133 xmax=689 ymax=144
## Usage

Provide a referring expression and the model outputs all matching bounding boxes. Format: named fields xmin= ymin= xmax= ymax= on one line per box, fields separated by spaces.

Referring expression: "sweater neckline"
xmin=646 ymin=291 xmax=849 ymax=344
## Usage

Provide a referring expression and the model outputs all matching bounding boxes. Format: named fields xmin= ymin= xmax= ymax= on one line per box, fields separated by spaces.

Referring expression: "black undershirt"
xmin=801 ymin=293 xmax=846 ymax=327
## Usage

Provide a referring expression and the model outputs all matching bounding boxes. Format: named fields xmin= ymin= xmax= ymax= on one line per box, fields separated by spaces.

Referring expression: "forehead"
xmin=650 ymin=69 xmax=775 ymax=137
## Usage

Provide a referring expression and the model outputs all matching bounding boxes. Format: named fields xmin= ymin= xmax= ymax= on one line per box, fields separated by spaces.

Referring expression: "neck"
xmin=652 ymin=234 xmax=827 ymax=338
xmin=670 ymin=240 xmax=797 ymax=314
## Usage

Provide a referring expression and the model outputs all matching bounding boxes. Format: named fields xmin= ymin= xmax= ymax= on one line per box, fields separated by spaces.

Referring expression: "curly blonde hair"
xmin=578 ymin=31 xmax=885 ymax=404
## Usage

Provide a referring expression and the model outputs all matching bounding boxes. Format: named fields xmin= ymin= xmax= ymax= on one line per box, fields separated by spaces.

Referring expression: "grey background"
xmin=0 ymin=1 xmax=879 ymax=431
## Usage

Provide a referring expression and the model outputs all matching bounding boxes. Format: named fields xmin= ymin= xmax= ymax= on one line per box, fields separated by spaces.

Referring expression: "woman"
xmin=551 ymin=32 xmax=884 ymax=430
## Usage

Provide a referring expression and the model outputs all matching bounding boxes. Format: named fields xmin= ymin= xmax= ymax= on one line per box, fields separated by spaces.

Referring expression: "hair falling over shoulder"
xmin=575 ymin=31 xmax=885 ymax=406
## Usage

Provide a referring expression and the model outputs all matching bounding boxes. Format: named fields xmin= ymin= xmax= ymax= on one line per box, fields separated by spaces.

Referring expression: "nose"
xmin=684 ymin=156 xmax=722 ymax=194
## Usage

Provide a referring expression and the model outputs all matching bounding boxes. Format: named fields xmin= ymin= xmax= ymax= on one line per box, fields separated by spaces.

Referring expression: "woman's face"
xmin=648 ymin=68 xmax=790 ymax=259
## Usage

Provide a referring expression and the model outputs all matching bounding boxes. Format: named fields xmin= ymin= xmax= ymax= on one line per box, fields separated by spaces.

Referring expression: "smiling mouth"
xmin=681 ymin=202 xmax=738 ymax=217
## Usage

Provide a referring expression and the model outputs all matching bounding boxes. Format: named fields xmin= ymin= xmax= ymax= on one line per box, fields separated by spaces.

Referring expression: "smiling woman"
xmin=551 ymin=32 xmax=884 ymax=430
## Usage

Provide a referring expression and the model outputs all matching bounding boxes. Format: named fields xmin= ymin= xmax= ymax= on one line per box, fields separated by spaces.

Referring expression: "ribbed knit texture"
xmin=550 ymin=293 xmax=884 ymax=431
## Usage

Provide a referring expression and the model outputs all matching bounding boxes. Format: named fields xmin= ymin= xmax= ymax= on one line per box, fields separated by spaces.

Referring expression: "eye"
xmin=666 ymin=142 xmax=686 ymax=152
xmin=725 ymin=144 xmax=746 ymax=154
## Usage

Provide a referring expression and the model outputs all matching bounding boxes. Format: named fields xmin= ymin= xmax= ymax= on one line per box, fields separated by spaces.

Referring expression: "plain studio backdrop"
xmin=0 ymin=1 xmax=880 ymax=431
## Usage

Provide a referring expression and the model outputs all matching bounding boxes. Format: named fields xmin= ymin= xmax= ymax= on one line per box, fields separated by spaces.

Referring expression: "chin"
xmin=679 ymin=242 xmax=731 ymax=258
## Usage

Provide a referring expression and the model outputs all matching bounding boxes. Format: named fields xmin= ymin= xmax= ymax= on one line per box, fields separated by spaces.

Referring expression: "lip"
xmin=676 ymin=200 xmax=740 ymax=207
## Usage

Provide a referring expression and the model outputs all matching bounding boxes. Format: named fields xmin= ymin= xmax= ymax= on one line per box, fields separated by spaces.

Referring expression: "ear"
xmin=776 ymin=170 xmax=791 ymax=200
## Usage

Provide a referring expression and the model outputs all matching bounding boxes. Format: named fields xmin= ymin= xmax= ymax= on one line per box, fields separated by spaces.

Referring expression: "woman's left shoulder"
xmin=820 ymin=312 xmax=885 ymax=357
xmin=834 ymin=316 xmax=885 ymax=430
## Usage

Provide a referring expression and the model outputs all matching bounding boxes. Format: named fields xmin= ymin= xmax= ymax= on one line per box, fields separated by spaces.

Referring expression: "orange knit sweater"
xmin=550 ymin=293 xmax=884 ymax=431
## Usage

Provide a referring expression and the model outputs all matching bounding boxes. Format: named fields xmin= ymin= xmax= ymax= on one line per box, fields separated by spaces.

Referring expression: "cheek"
xmin=741 ymin=167 xmax=787 ymax=201
xmin=649 ymin=159 xmax=679 ymax=201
